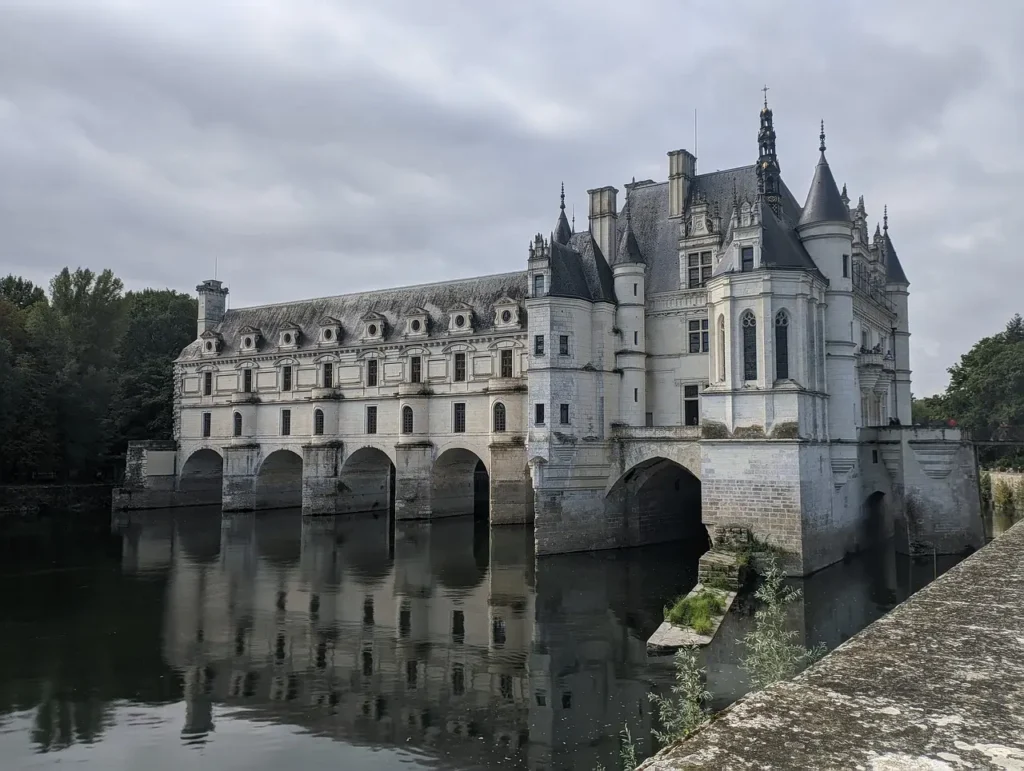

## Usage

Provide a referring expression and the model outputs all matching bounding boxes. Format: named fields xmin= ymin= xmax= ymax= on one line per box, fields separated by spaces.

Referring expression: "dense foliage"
xmin=0 ymin=269 xmax=196 ymax=483
xmin=911 ymin=313 xmax=1024 ymax=466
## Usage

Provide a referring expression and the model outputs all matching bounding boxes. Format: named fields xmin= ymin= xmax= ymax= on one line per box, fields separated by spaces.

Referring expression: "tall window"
xmin=687 ymin=251 xmax=713 ymax=288
xmin=453 ymin=402 xmax=466 ymax=433
xmin=688 ymin=319 xmax=709 ymax=353
xmin=454 ymin=353 xmax=466 ymax=382
xmin=534 ymin=335 xmax=545 ymax=356
xmin=410 ymin=356 xmax=421 ymax=383
xmin=533 ymin=274 xmax=545 ymax=295
xmin=842 ymin=254 xmax=849 ymax=278
xmin=500 ymin=349 xmax=513 ymax=378
xmin=243 ymin=368 xmax=253 ymax=393
xmin=493 ymin=402 xmax=506 ymax=432
xmin=535 ymin=403 xmax=545 ymax=426
xmin=741 ymin=246 xmax=754 ymax=272
xmin=202 ymin=412 xmax=212 ymax=438
xmin=203 ymin=371 xmax=213 ymax=396
xmin=559 ymin=335 xmax=569 ymax=355
xmin=775 ymin=311 xmax=790 ymax=380
xmin=684 ymin=385 xmax=700 ymax=426
xmin=233 ymin=412 xmax=242 ymax=437
xmin=314 ymin=408 xmax=325 ymax=435
xmin=322 ymin=362 xmax=333 ymax=388
xmin=281 ymin=409 xmax=292 ymax=436
xmin=401 ymin=405 xmax=414 ymax=434
xmin=717 ymin=315 xmax=726 ymax=382
xmin=559 ymin=404 xmax=569 ymax=425
xmin=741 ymin=310 xmax=757 ymax=380
xmin=282 ymin=365 xmax=292 ymax=392
xmin=366 ymin=406 xmax=378 ymax=434
xmin=366 ymin=359 xmax=378 ymax=386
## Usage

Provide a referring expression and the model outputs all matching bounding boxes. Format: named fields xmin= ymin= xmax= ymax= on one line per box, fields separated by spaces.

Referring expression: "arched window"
xmin=401 ymin=405 xmax=414 ymax=434
xmin=313 ymin=408 xmax=325 ymax=436
xmin=717 ymin=314 xmax=726 ymax=382
xmin=741 ymin=310 xmax=757 ymax=381
xmin=775 ymin=310 xmax=789 ymax=380
xmin=233 ymin=411 xmax=242 ymax=437
xmin=493 ymin=402 xmax=507 ymax=432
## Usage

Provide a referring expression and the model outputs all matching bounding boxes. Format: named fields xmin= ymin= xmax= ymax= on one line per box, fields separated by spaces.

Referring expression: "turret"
xmin=882 ymin=207 xmax=912 ymax=424
xmin=527 ymin=233 xmax=551 ymax=298
xmin=613 ymin=193 xmax=647 ymax=427
xmin=196 ymin=279 xmax=228 ymax=338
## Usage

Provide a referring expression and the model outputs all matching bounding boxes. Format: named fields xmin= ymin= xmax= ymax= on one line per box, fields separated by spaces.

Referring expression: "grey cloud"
xmin=0 ymin=0 xmax=1021 ymax=394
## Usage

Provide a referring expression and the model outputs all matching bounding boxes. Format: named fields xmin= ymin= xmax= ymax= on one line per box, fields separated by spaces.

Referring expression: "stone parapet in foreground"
xmin=639 ymin=522 xmax=1024 ymax=769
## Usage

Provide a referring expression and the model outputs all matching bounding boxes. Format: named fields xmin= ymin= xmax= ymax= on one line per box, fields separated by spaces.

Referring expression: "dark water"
xmin=0 ymin=508 xmax=967 ymax=770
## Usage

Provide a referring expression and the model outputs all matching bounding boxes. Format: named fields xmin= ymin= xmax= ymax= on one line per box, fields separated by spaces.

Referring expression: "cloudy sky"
xmin=0 ymin=0 xmax=1020 ymax=394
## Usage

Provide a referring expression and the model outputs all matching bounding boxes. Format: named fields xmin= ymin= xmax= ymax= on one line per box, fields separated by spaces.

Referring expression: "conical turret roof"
xmin=797 ymin=122 xmax=850 ymax=227
xmin=553 ymin=182 xmax=572 ymax=245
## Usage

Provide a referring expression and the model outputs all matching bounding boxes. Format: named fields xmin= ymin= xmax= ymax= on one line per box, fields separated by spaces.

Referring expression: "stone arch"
xmin=340 ymin=446 xmax=396 ymax=515
xmin=862 ymin=490 xmax=890 ymax=548
xmin=432 ymin=447 xmax=490 ymax=518
xmin=179 ymin=448 xmax=223 ymax=501
xmin=255 ymin=449 xmax=303 ymax=511
xmin=607 ymin=456 xmax=706 ymax=550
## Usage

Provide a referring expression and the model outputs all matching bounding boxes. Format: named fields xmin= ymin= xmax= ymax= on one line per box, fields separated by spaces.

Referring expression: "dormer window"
xmin=200 ymin=330 xmax=222 ymax=357
xmin=279 ymin=323 xmax=301 ymax=349
xmin=447 ymin=303 xmax=474 ymax=335
xmin=493 ymin=297 xmax=521 ymax=329
xmin=317 ymin=316 xmax=342 ymax=345
xmin=534 ymin=274 xmax=545 ymax=295
xmin=404 ymin=308 xmax=429 ymax=337
xmin=361 ymin=311 xmax=386 ymax=341
xmin=238 ymin=326 xmax=261 ymax=353
xmin=741 ymin=246 xmax=754 ymax=272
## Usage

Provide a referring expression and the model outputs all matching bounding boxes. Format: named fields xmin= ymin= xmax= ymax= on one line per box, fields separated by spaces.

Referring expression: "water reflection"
xmin=0 ymin=509 xmax=970 ymax=770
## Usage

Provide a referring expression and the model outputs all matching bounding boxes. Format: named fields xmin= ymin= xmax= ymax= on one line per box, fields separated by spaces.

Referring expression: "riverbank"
xmin=639 ymin=520 xmax=1024 ymax=769
xmin=0 ymin=484 xmax=112 ymax=533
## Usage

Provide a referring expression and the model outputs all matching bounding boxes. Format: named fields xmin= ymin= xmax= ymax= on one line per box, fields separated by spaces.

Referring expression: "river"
xmin=0 ymin=506 xmax=981 ymax=770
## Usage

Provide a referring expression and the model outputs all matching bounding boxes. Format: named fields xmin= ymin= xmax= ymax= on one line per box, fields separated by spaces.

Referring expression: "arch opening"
xmin=179 ymin=449 xmax=223 ymax=503
xmin=861 ymin=490 xmax=889 ymax=548
xmin=432 ymin=448 xmax=489 ymax=519
xmin=340 ymin=447 xmax=396 ymax=516
xmin=255 ymin=450 xmax=303 ymax=511
xmin=608 ymin=457 xmax=706 ymax=552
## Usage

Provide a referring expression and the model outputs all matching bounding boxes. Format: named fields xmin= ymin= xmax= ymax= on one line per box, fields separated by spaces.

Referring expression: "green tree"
xmin=0 ymin=275 xmax=47 ymax=310
xmin=911 ymin=393 xmax=947 ymax=426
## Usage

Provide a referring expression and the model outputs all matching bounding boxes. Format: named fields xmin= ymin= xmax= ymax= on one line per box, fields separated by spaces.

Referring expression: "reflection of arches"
xmin=429 ymin=516 xmax=489 ymax=591
xmin=179 ymin=449 xmax=223 ymax=501
xmin=340 ymin=447 xmax=396 ymax=515
xmin=432 ymin=448 xmax=490 ymax=518
xmin=862 ymin=490 xmax=888 ymax=547
xmin=256 ymin=450 xmax=303 ymax=510
xmin=175 ymin=515 xmax=222 ymax=564
xmin=607 ymin=457 xmax=706 ymax=548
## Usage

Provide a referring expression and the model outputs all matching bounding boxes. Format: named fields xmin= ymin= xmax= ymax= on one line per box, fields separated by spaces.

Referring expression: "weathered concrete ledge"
xmin=640 ymin=521 xmax=1024 ymax=769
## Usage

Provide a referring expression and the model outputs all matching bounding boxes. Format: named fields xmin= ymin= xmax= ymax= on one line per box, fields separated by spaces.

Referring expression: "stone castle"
xmin=116 ymin=100 xmax=983 ymax=575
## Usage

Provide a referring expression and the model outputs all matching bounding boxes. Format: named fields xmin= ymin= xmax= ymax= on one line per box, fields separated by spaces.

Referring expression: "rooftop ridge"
xmin=221 ymin=269 xmax=528 ymax=313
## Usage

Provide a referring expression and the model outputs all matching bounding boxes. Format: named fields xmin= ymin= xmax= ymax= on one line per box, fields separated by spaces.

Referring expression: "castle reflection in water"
xmin=115 ymin=508 xmax=963 ymax=770
xmin=120 ymin=509 xmax=685 ymax=769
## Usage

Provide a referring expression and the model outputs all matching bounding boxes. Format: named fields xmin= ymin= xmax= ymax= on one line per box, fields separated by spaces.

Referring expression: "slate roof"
xmin=177 ymin=271 xmax=528 ymax=361
xmin=797 ymin=152 xmax=851 ymax=227
xmin=615 ymin=215 xmax=645 ymax=265
xmin=884 ymin=231 xmax=910 ymax=285
xmin=551 ymin=232 xmax=616 ymax=303
xmin=714 ymin=199 xmax=823 ymax=277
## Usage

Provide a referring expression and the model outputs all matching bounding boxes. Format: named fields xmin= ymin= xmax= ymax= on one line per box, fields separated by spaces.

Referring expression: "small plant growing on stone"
xmin=979 ymin=470 xmax=992 ymax=508
xmin=648 ymin=646 xmax=711 ymax=744
xmin=594 ymin=725 xmax=641 ymax=771
xmin=741 ymin=554 xmax=826 ymax=691
xmin=665 ymin=588 xmax=726 ymax=632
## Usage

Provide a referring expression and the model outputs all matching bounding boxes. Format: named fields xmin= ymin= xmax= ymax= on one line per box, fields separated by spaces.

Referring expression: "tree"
xmin=0 ymin=275 xmax=47 ymax=310
xmin=911 ymin=393 xmax=947 ymax=426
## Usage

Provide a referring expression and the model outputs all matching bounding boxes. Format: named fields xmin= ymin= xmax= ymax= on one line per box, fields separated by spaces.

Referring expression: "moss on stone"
xmin=665 ymin=589 xmax=727 ymax=632
xmin=732 ymin=425 xmax=766 ymax=439
xmin=771 ymin=421 xmax=800 ymax=439
xmin=701 ymin=421 xmax=730 ymax=439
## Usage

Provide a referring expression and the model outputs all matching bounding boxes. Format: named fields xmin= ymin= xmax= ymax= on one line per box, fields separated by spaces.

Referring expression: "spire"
xmin=553 ymin=181 xmax=572 ymax=245
xmin=756 ymin=92 xmax=782 ymax=215
xmin=881 ymin=208 xmax=909 ymax=285
xmin=615 ymin=185 xmax=644 ymax=265
xmin=797 ymin=121 xmax=850 ymax=227
xmin=841 ymin=182 xmax=849 ymax=206
xmin=883 ymin=204 xmax=888 ymax=233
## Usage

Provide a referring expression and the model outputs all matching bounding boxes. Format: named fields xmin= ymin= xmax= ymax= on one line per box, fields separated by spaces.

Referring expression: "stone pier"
xmin=639 ymin=521 xmax=1024 ymax=769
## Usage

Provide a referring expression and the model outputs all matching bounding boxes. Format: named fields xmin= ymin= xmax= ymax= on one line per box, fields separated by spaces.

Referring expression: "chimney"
xmin=587 ymin=186 xmax=618 ymax=265
xmin=196 ymin=279 xmax=229 ymax=338
xmin=668 ymin=149 xmax=696 ymax=217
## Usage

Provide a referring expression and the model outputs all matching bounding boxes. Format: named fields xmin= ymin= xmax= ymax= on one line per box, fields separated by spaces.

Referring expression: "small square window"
xmin=534 ymin=335 xmax=545 ymax=356
xmin=366 ymin=406 xmax=377 ymax=434
xmin=453 ymin=403 xmax=466 ymax=433
xmin=535 ymin=403 xmax=545 ymax=426
xmin=559 ymin=404 xmax=569 ymax=425
xmin=559 ymin=335 xmax=569 ymax=356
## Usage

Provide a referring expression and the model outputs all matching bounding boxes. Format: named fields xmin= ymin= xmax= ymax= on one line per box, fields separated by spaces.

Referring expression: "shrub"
xmin=648 ymin=647 xmax=711 ymax=744
xmin=993 ymin=480 xmax=1014 ymax=512
xmin=665 ymin=589 xmax=726 ymax=632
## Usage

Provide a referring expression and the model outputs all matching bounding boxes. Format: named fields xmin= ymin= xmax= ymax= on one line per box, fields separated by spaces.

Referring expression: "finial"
xmin=819 ymin=120 xmax=826 ymax=153
xmin=842 ymin=183 xmax=848 ymax=197
xmin=883 ymin=205 xmax=888 ymax=233
xmin=732 ymin=179 xmax=739 ymax=207
xmin=559 ymin=181 xmax=565 ymax=211
xmin=761 ymin=84 xmax=769 ymax=108
xmin=571 ymin=205 xmax=575 ymax=233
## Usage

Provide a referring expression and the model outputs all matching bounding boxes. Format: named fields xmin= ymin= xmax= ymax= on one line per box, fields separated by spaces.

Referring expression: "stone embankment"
xmin=639 ymin=521 xmax=1024 ymax=769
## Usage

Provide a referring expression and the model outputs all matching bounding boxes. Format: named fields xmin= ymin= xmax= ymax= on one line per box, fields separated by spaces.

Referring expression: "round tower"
xmin=613 ymin=197 xmax=647 ymax=427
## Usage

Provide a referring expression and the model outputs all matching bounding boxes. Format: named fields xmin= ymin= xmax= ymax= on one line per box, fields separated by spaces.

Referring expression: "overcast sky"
xmin=0 ymin=0 xmax=1020 ymax=395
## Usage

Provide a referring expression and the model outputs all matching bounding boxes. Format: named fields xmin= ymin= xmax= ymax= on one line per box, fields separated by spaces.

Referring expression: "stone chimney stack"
xmin=587 ymin=186 xmax=618 ymax=265
xmin=196 ymin=279 xmax=229 ymax=338
xmin=668 ymin=149 xmax=696 ymax=217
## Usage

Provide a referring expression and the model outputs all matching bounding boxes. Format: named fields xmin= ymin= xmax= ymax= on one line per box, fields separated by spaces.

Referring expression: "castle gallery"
xmin=118 ymin=101 xmax=982 ymax=575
